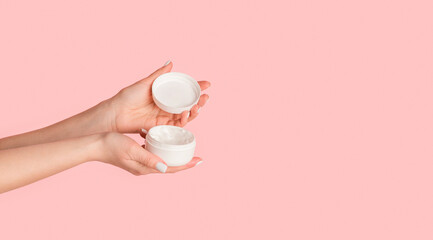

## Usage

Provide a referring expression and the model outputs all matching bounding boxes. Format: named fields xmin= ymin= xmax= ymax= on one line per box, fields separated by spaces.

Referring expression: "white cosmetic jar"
xmin=145 ymin=125 xmax=196 ymax=167
xmin=152 ymin=72 xmax=201 ymax=114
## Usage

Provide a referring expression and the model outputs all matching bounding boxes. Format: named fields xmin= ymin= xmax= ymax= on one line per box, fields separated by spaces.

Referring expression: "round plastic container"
xmin=145 ymin=125 xmax=196 ymax=166
xmin=152 ymin=72 xmax=201 ymax=114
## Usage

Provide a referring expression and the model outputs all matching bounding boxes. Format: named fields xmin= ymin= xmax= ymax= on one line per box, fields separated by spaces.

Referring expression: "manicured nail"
xmin=197 ymin=107 xmax=200 ymax=113
xmin=141 ymin=128 xmax=148 ymax=134
xmin=163 ymin=60 xmax=171 ymax=66
xmin=187 ymin=111 xmax=190 ymax=118
xmin=156 ymin=162 xmax=168 ymax=173
xmin=195 ymin=161 xmax=203 ymax=166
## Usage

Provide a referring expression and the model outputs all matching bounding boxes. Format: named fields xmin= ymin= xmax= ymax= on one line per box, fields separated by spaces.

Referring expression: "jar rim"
xmin=146 ymin=125 xmax=196 ymax=149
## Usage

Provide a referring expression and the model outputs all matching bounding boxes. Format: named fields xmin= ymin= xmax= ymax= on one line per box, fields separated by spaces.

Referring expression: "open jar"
xmin=145 ymin=125 xmax=196 ymax=167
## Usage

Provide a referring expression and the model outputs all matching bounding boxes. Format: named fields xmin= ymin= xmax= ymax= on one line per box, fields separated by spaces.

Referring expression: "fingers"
xmin=132 ymin=146 xmax=168 ymax=173
xmin=187 ymin=94 xmax=209 ymax=122
xmin=165 ymin=157 xmax=203 ymax=173
xmin=197 ymin=94 xmax=209 ymax=108
xmin=171 ymin=93 xmax=209 ymax=126
xmin=140 ymin=128 xmax=147 ymax=139
xmin=178 ymin=110 xmax=189 ymax=126
xmin=123 ymin=159 xmax=157 ymax=175
xmin=126 ymin=153 xmax=203 ymax=176
xmin=187 ymin=105 xmax=200 ymax=123
xmin=198 ymin=81 xmax=211 ymax=91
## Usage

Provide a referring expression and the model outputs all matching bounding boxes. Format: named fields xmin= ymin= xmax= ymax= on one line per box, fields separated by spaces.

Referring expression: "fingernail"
xmin=187 ymin=111 xmax=190 ymax=118
xmin=163 ymin=60 xmax=171 ymax=66
xmin=141 ymin=128 xmax=148 ymax=134
xmin=197 ymin=108 xmax=200 ymax=113
xmin=195 ymin=161 xmax=203 ymax=166
xmin=156 ymin=162 xmax=168 ymax=173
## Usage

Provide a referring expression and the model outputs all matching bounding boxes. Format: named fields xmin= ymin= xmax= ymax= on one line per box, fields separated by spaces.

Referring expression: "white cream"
xmin=148 ymin=125 xmax=194 ymax=145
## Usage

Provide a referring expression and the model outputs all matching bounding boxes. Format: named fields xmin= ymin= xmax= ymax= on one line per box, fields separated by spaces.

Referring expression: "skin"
xmin=0 ymin=62 xmax=211 ymax=194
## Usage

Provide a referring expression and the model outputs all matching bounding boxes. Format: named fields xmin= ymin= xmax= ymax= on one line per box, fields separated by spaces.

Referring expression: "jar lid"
xmin=152 ymin=72 xmax=201 ymax=114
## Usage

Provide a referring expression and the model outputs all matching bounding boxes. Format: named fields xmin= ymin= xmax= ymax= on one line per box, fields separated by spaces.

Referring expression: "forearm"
xmin=0 ymin=134 xmax=103 ymax=194
xmin=0 ymin=99 xmax=115 ymax=150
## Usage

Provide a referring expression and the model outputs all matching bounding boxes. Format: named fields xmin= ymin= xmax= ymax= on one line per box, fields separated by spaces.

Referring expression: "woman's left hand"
xmin=107 ymin=61 xmax=211 ymax=133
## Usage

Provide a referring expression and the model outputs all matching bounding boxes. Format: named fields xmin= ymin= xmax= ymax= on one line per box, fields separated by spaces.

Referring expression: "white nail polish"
xmin=163 ymin=60 xmax=171 ymax=66
xmin=156 ymin=162 xmax=168 ymax=173
xmin=141 ymin=128 xmax=148 ymax=134
xmin=195 ymin=161 xmax=203 ymax=166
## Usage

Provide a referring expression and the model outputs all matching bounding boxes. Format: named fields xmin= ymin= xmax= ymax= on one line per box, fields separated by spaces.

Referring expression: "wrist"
xmin=95 ymin=98 xmax=118 ymax=132
xmin=82 ymin=133 xmax=107 ymax=163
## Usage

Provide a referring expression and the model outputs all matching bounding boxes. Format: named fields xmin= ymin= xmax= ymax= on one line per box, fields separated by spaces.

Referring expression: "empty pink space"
xmin=1 ymin=0 xmax=432 ymax=239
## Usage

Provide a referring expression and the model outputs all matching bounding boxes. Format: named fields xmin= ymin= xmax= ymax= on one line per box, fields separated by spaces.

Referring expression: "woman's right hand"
xmin=98 ymin=132 xmax=202 ymax=175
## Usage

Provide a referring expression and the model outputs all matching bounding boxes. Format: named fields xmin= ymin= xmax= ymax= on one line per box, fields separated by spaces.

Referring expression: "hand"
xmin=109 ymin=61 xmax=211 ymax=133
xmin=99 ymin=132 xmax=202 ymax=175
xmin=0 ymin=61 xmax=210 ymax=150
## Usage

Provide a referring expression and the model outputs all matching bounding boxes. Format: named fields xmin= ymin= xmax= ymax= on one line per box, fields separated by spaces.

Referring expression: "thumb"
xmin=133 ymin=146 xmax=168 ymax=173
xmin=142 ymin=60 xmax=173 ymax=83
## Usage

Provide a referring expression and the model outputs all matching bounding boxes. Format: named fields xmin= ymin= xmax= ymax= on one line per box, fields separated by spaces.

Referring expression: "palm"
xmin=111 ymin=63 xmax=210 ymax=133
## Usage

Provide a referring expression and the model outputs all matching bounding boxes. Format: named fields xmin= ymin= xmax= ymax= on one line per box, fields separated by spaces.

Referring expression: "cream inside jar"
xmin=145 ymin=125 xmax=196 ymax=166
xmin=148 ymin=126 xmax=194 ymax=146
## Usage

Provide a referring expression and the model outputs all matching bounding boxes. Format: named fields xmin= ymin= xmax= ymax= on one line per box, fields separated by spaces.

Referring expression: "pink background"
xmin=1 ymin=0 xmax=433 ymax=239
